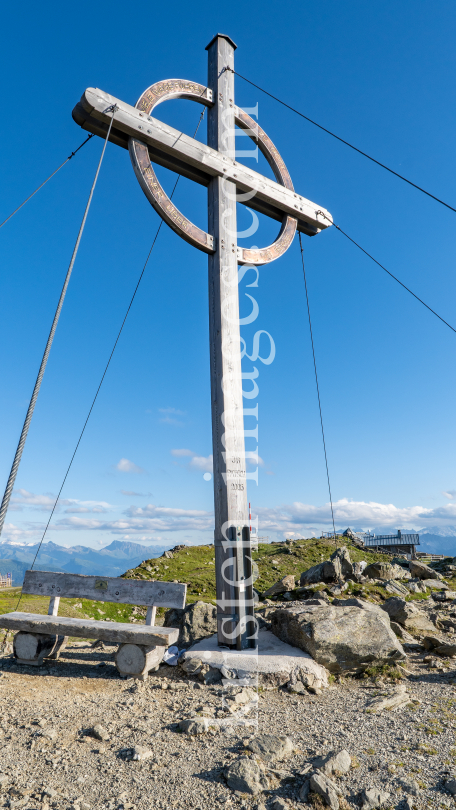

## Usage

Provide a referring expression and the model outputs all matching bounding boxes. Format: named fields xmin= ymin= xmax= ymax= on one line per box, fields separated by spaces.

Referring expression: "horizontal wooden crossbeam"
xmin=72 ymin=88 xmax=333 ymax=237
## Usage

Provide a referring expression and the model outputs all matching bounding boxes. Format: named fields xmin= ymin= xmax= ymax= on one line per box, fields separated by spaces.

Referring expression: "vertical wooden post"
xmin=206 ymin=34 xmax=255 ymax=650
xmin=48 ymin=596 xmax=60 ymax=616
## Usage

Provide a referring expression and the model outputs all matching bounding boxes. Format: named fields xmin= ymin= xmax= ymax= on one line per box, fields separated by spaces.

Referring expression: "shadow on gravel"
xmin=192 ymin=764 xmax=225 ymax=786
xmin=0 ymin=658 xmax=120 ymax=679
xmin=60 ymin=649 xmax=115 ymax=662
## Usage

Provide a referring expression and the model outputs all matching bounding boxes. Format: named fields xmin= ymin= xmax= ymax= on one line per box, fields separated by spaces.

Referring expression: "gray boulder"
xmin=421 ymin=578 xmax=449 ymax=589
xmin=384 ymin=580 xmax=409 ymax=596
xmin=269 ymin=602 xmax=405 ymax=673
xmin=164 ymin=600 xmax=217 ymax=649
xmin=178 ymin=717 xmax=216 ymax=735
xmin=263 ymin=574 xmax=296 ymax=597
xmin=314 ymin=748 xmax=351 ymax=776
xmin=300 ymin=546 xmax=353 ymax=586
xmin=363 ymin=562 xmax=408 ymax=580
xmin=381 ymin=597 xmax=436 ymax=633
xmin=390 ymin=621 xmax=415 ymax=643
xmin=300 ymin=559 xmax=340 ymax=586
xmin=360 ymin=787 xmax=391 ymax=809
xmin=331 ymin=597 xmax=392 ymax=628
xmin=247 ymin=734 xmax=294 ymax=762
xmin=309 ymin=771 xmax=341 ymax=810
xmin=409 ymin=560 xmax=442 ymax=580
xmin=331 ymin=546 xmax=353 ymax=577
xmin=433 ymin=643 xmax=456 ymax=657
xmin=224 ymin=757 xmax=269 ymax=795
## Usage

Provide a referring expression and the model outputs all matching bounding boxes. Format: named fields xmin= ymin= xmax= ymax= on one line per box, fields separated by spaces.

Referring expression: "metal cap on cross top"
xmin=72 ymin=35 xmax=332 ymax=650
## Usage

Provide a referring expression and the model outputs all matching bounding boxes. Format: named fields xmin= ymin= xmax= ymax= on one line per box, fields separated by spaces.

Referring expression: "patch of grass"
xmin=362 ymin=662 xmax=404 ymax=681
xmin=417 ymin=743 xmax=438 ymax=755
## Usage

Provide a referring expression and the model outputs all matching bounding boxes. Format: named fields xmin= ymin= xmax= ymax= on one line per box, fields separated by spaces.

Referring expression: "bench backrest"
xmin=23 ymin=570 xmax=186 ymax=609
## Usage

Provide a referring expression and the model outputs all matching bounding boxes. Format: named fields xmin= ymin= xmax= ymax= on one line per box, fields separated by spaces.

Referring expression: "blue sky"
xmin=1 ymin=0 xmax=456 ymax=550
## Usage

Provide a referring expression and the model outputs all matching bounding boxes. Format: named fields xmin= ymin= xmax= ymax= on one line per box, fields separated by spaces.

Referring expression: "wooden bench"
xmin=0 ymin=571 xmax=186 ymax=679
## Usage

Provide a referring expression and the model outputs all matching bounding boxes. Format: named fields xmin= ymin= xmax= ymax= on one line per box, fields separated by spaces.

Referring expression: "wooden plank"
xmin=0 ymin=613 xmax=179 ymax=647
xmin=22 ymin=571 xmax=186 ymax=609
xmin=72 ymin=103 xmax=322 ymax=236
xmin=73 ymin=88 xmax=332 ymax=236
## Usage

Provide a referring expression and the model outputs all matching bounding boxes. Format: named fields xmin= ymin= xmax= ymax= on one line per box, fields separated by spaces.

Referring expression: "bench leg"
xmin=47 ymin=635 xmax=68 ymax=660
xmin=13 ymin=632 xmax=59 ymax=666
xmin=115 ymin=644 xmax=165 ymax=679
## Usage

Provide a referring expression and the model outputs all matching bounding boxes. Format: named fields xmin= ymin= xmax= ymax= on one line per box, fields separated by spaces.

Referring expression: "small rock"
xmin=178 ymin=717 xmax=216 ymax=735
xmin=390 ymin=622 xmax=415 ymax=642
xmin=271 ymin=799 xmax=288 ymax=810
xmin=309 ymin=771 xmax=341 ymax=810
xmin=366 ymin=686 xmax=412 ymax=713
xmin=396 ymin=777 xmax=420 ymax=796
xmin=314 ymin=748 xmax=351 ymax=776
xmin=263 ymin=575 xmax=296 ymax=598
xmin=444 ymin=777 xmax=456 ymax=795
xmin=90 ymin=724 xmax=109 ymax=741
xmin=130 ymin=745 xmax=153 ymax=761
xmin=360 ymin=786 xmax=391 ymax=809
xmin=224 ymin=756 xmax=269 ymax=795
xmin=181 ymin=658 xmax=203 ymax=675
xmin=41 ymin=729 xmax=57 ymax=741
xmin=434 ymin=643 xmax=456 ymax=657
xmin=42 ymin=789 xmax=58 ymax=799
xmin=247 ymin=733 xmax=294 ymax=763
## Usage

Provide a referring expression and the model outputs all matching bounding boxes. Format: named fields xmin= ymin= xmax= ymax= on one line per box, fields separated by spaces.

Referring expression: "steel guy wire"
xmin=0 ymin=134 xmax=94 ymax=230
xmin=228 ymin=67 xmax=456 ymax=215
xmin=314 ymin=211 xmax=456 ymax=336
xmin=12 ymin=109 xmax=206 ymax=604
xmin=0 ymin=108 xmax=117 ymax=546
xmin=298 ymin=233 xmax=337 ymax=544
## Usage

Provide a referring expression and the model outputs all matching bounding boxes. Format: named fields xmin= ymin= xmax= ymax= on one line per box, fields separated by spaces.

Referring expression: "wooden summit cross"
xmin=72 ymin=34 xmax=332 ymax=651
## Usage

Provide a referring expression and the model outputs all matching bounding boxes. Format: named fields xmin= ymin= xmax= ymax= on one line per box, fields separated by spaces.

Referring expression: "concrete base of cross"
xmin=181 ymin=628 xmax=329 ymax=690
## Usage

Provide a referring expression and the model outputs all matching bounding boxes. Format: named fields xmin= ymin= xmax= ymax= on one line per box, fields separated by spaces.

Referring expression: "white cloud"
xmin=9 ymin=490 xmax=113 ymax=515
xmin=171 ymin=449 xmax=194 ymax=457
xmin=189 ymin=455 xmax=213 ymax=473
xmin=159 ymin=407 xmax=186 ymax=426
xmin=254 ymin=498 xmax=456 ymax=534
xmin=10 ymin=489 xmax=55 ymax=510
xmin=443 ymin=490 xmax=456 ymax=500
xmin=115 ymin=458 xmax=145 ymax=474
xmin=246 ymin=454 xmax=264 ymax=467
xmin=120 ymin=490 xmax=151 ymax=497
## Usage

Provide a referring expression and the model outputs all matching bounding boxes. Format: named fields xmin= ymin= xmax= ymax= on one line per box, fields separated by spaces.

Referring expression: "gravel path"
xmin=0 ymin=644 xmax=454 ymax=810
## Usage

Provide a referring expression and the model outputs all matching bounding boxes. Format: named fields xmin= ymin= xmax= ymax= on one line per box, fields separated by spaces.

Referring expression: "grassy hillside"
xmin=1 ymin=538 xmax=451 ymax=634
xmin=122 ymin=537 xmax=402 ymax=603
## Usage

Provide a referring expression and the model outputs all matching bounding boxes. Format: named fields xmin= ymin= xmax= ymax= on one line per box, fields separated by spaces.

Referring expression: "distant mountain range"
xmin=0 ymin=539 xmax=171 ymax=584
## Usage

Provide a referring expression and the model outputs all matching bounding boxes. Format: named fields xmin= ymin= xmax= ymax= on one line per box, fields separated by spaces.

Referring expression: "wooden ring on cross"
xmin=128 ymin=79 xmax=297 ymax=266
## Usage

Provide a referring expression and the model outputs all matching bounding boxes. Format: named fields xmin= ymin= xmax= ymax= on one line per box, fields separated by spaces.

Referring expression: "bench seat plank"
xmin=22 ymin=571 xmax=186 ymax=608
xmin=0 ymin=613 xmax=179 ymax=647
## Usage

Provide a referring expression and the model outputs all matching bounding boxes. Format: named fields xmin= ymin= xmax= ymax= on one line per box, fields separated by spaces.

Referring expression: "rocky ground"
xmin=0 ymin=641 xmax=455 ymax=810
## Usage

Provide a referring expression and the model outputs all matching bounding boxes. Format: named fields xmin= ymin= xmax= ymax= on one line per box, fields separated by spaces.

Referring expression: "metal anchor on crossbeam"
xmin=72 ymin=33 xmax=333 ymax=651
